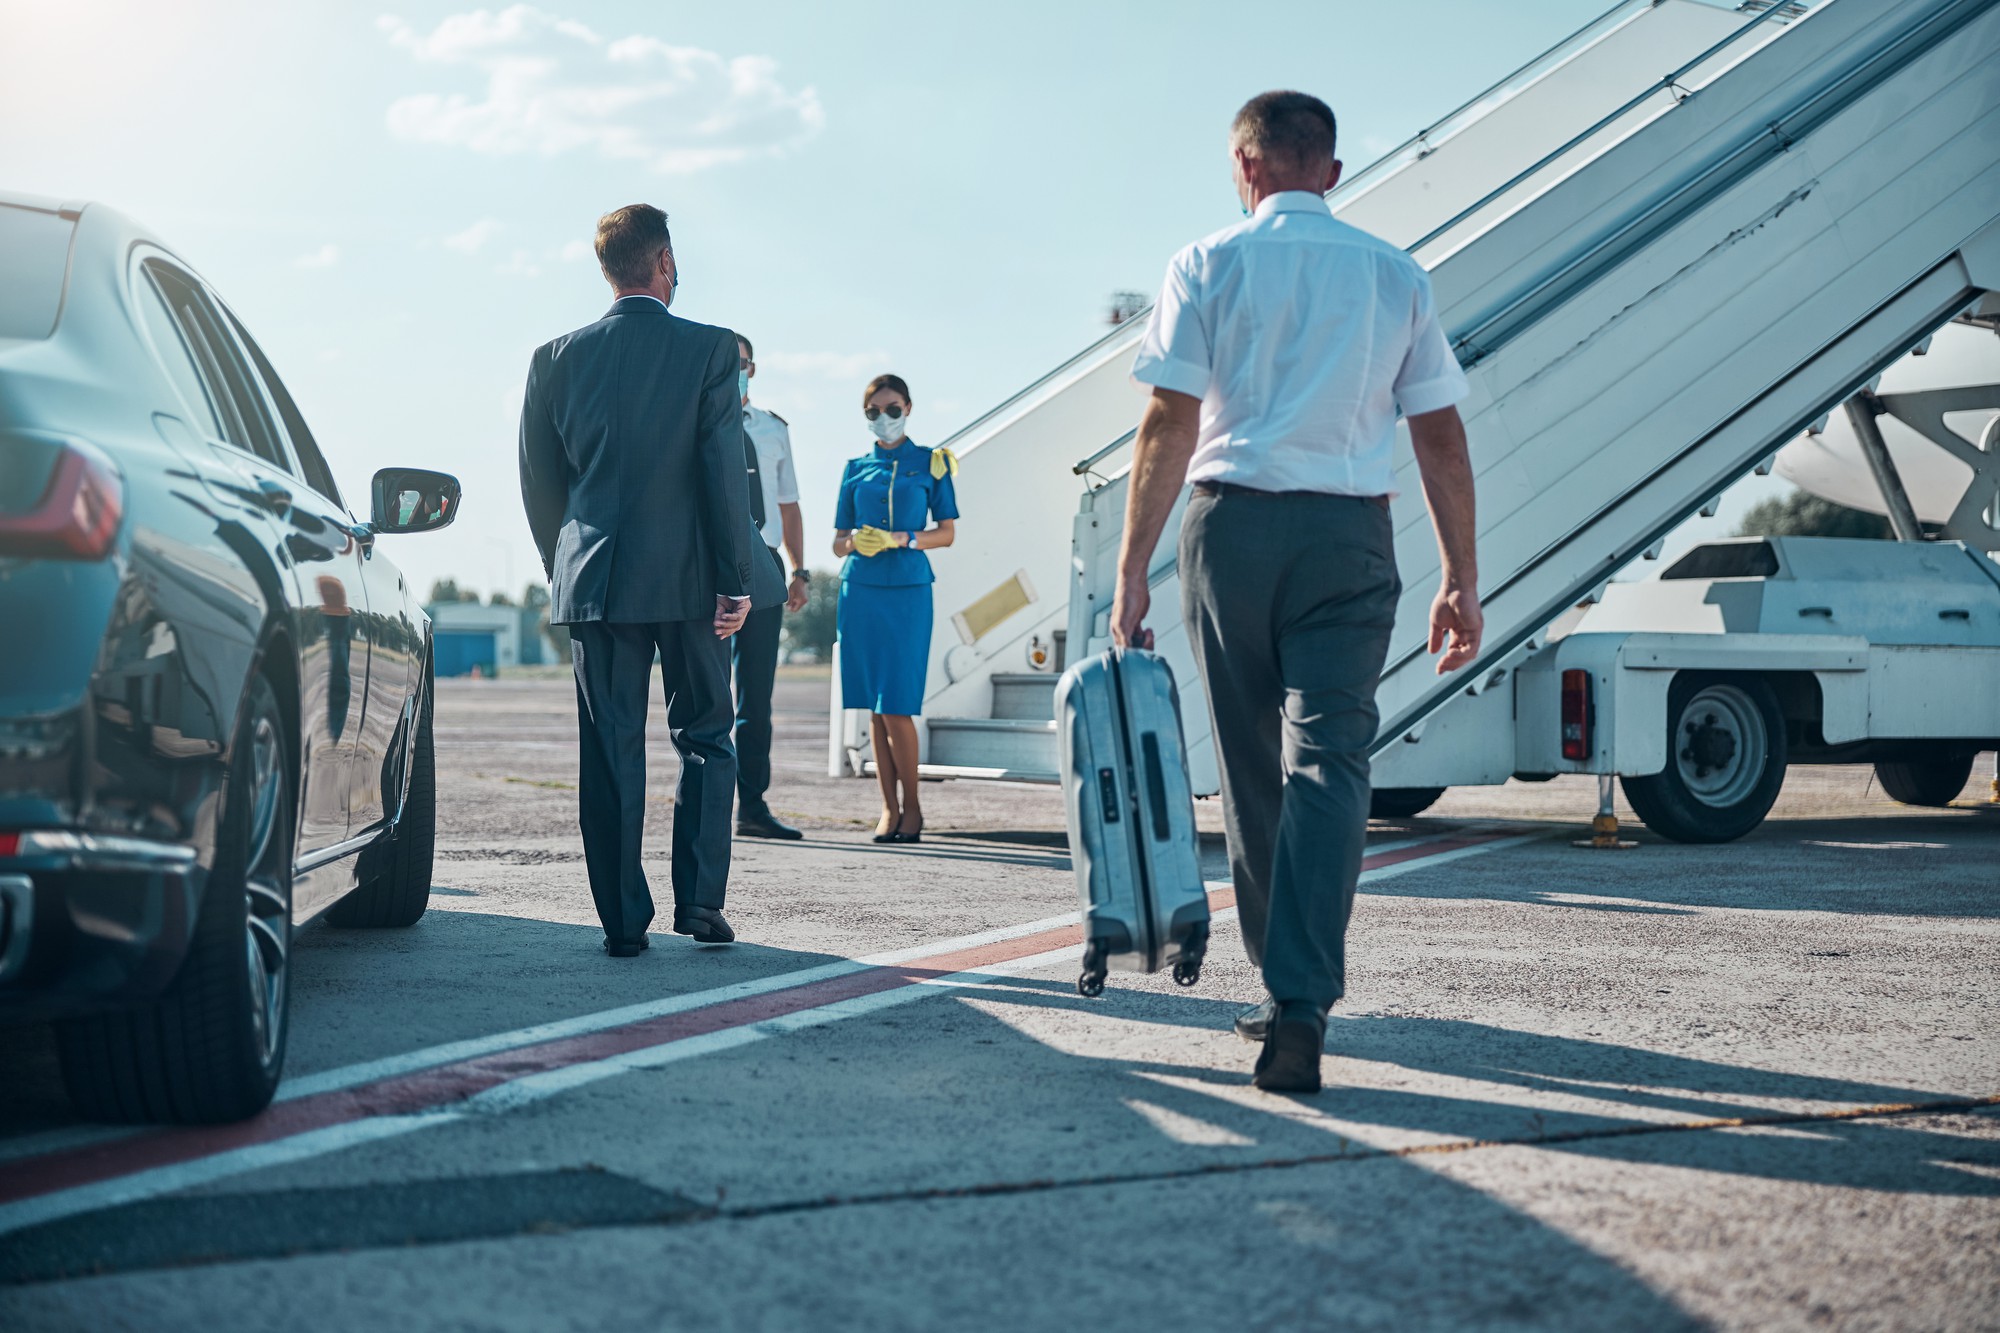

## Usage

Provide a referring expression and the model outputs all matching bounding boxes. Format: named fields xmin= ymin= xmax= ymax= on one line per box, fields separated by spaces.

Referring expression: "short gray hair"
xmin=1230 ymin=91 xmax=1337 ymax=173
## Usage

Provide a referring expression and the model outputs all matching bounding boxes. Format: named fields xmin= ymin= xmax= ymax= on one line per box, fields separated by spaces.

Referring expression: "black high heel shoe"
xmin=889 ymin=814 xmax=924 ymax=845
xmin=872 ymin=814 xmax=901 ymax=844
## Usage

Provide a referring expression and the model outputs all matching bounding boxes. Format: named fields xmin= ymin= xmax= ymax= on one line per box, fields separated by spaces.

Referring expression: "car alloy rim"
xmin=1675 ymin=684 xmax=1766 ymax=810
xmin=242 ymin=711 xmax=289 ymax=1067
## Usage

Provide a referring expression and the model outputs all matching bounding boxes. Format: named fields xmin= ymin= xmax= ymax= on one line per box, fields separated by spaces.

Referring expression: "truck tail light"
xmin=0 ymin=440 xmax=123 ymax=561
xmin=1560 ymin=669 xmax=1593 ymax=761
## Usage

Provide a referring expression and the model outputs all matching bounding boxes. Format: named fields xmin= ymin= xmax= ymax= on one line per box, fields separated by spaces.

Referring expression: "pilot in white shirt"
xmin=1111 ymin=91 xmax=1483 ymax=1095
xmin=734 ymin=333 xmax=810 ymax=840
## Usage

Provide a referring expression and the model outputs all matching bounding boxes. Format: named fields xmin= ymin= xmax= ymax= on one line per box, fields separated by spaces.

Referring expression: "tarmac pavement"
xmin=1 ymin=671 xmax=1995 ymax=1330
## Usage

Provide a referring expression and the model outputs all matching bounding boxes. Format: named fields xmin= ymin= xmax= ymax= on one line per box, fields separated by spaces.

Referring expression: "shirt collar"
xmin=872 ymin=438 xmax=914 ymax=459
xmin=1254 ymin=190 xmax=1331 ymax=218
xmin=611 ymin=293 xmax=670 ymax=313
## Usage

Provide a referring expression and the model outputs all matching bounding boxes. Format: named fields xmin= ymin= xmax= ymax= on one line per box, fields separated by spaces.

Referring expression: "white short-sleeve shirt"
xmin=742 ymin=403 xmax=800 ymax=549
xmin=1132 ymin=190 xmax=1467 ymax=497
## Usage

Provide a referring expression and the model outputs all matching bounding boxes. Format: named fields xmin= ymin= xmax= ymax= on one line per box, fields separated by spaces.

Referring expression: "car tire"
xmin=1370 ymin=786 xmax=1446 ymax=819
xmin=55 ymin=673 xmax=294 ymax=1124
xmin=327 ymin=682 xmax=435 ymax=929
xmin=1621 ymin=673 xmax=1787 ymax=844
xmin=1874 ymin=751 xmax=1976 ymax=807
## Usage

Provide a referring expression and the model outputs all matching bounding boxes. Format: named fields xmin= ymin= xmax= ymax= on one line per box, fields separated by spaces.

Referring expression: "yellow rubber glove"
xmin=851 ymin=526 xmax=894 ymax=557
xmin=930 ymin=446 xmax=959 ymax=480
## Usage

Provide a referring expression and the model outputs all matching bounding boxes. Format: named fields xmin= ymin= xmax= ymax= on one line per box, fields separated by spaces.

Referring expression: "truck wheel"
xmin=56 ymin=673 xmax=293 ymax=1123
xmin=328 ymin=682 xmax=435 ymax=928
xmin=1370 ymin=786 xmax=1446 ymax=819
xmin=1621 ymin=674 xmax=1787 ymax=844
xmin=1874 ymin=752 xmax=1975 ymax=807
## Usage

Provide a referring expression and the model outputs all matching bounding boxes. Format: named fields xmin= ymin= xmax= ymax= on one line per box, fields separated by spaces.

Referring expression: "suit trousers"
xmin=733 ymin=546 xmax=787 ymax=809
xmin=569 ymin=619 xmax=737 ymax=943
xmin=1179 ymin=488 xmax=1400 ymax=1012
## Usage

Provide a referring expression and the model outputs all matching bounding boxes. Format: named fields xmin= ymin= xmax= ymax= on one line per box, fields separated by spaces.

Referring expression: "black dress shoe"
xmin=672 ymin=906 xmax=736 ymax=944
xmin=737 ymin=805 xmax=804 ymax=840
xmin=604 ymin=936 xmax=649 ymax=958
xmin=1234 ymin=997 xmax=1277 ymax=1044
xmin=887 ymin=815 xmax=924 ymax=845
xmin=1252 ymin=1003 xmax=1325 ymax=1094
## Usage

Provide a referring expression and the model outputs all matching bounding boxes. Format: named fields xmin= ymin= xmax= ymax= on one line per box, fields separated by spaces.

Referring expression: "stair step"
xmin=927 ymin=716 xmax=1058 ymax=773
xmin=990 ymin=673 xmax=1059 ymax=721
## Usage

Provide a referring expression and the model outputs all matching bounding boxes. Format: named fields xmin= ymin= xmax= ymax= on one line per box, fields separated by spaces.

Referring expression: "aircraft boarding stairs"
xmin=833 ymin=0 xmax=2000 ymax=795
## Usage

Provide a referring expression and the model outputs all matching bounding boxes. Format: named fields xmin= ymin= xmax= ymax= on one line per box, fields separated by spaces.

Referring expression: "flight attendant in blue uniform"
xmin=833 ymin=373 xmax=959 ymax=844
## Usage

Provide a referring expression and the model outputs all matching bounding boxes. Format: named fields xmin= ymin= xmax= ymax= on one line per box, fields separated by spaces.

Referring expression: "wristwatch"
xmin=792 ymin=568 xmax=810 ymax=583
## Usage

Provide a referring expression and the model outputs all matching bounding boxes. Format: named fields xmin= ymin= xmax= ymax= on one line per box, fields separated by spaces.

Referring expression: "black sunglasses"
xmin=864 ymin=404 xmax=906 ymax=421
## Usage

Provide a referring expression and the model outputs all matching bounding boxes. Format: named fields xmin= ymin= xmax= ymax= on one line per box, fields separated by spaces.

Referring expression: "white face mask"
xmin=869 ymin=412 xmax=906 ymax=444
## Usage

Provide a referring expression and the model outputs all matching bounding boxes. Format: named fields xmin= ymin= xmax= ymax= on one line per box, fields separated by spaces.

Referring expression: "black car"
xmin=0 ymin=191 xmax=460 ymax=1124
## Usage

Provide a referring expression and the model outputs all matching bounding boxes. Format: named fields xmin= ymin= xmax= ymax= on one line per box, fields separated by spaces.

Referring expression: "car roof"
xmin=0 ymin=189 xmax=85 ymax=218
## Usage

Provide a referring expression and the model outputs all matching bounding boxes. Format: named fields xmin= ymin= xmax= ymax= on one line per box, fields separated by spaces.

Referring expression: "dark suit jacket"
xmin=519 ymin=297 xmax=757 ymax=625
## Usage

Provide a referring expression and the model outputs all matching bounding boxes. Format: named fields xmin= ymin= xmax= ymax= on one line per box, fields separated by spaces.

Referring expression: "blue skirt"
xmin=838 ymin=580 xmax=932 ymax=716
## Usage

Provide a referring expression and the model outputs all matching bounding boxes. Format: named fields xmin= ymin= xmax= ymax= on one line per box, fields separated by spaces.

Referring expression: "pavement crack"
xmin=719 ymin=1093 xmax=2000 ymax=1222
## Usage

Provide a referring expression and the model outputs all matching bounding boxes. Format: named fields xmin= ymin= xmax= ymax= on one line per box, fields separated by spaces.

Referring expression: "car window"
xmin=226 ymin=310 xmax=344 ymax=508
xmin=0 ymin=203 xmax=76 ymax=341
xmin=135 ymin=274 xmax=225 ymax=439
xmin=142 ymin=261 xmax=293 ymax=475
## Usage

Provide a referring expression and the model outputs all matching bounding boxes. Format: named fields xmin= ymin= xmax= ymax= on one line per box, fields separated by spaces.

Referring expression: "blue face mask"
xmin=738 ymin=369 xmax=750 ymax=400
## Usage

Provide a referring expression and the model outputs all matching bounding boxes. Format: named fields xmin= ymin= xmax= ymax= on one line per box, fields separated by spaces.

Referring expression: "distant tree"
xmin=517 ymin=582 xmax=566 ymax=656
xmin=488 ymin=590 xmax=516 ymax=607
xmin=781 ymin=569 xmax=840 ymax=662
xmin=521 ymin=584 xmax=551 ymax=612
xmin=427 ymin=577 xmax=479 ymax=604
xmin=1106 ymin=291 xmax=1149 ymax=327
xmin=1734 ymin=492 xmax=1891 ymax=541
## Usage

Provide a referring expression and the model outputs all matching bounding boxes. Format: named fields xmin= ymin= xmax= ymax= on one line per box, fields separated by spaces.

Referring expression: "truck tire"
xmin=328 ymin=682 xmax=435 ymax=928
xmin=1370 ymin=786 xmax=1446 ymax=819
xmin=55 ymin=673 xmax=293 ymax=1123
xmin=1874 ymin=751 xmax=1975 ymax=807
xmin=1621 ymin=673 xmax=1787 ymax=844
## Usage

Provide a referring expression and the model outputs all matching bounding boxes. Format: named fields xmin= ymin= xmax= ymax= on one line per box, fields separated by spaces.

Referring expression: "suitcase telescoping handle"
xmin=1139 ymin=733 xmax=1171 ymax=840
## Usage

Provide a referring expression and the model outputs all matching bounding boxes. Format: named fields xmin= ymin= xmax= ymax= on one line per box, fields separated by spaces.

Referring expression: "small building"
xmin=428 ymin=602 xmax=522 ymax=677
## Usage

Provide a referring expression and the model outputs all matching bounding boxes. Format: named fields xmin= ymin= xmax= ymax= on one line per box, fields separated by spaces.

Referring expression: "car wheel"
xmin=56 ymin=673 xmax=293 ymax=1123
xmin=1370 ymin=786 xmax=1446 ymax=819
xmin=1621 ymin=673 xmax=1787 ymax=844
xmin=327 ymin=681 xmax=435 ymax=928
xmin=1874 ymin=751 xmax=1976 ymax=807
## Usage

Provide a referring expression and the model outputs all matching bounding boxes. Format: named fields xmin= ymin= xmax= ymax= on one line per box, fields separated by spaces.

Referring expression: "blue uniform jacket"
xmin=835 ymin=440 xmax=960 ymax=587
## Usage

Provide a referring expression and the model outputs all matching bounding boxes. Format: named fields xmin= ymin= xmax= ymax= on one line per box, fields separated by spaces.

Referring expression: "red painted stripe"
xmin=0 ymin=830 xmax=1509 ymax=1207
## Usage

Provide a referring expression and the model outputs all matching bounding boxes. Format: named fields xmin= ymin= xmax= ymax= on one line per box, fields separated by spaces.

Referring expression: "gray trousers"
xmin=570 ymin=620 xmax=737 ymax=944
xmin=1180 ymin=487 xmax=1399 ymax=1012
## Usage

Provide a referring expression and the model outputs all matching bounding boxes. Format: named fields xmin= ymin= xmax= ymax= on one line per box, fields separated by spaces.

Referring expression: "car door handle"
xmin=254 ymin=478 xmax=292 ymax=515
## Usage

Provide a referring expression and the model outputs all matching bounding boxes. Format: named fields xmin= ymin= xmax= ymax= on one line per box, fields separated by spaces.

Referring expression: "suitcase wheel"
xmin=1171 ymin=957 xmax=1202 ymax=987
xmin=1078 ymin=941 xmax=1109 ymax=998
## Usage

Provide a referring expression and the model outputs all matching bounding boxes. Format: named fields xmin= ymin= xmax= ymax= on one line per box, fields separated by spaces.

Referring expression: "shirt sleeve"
xmin=928 ymin=462 xmax=959 ymax=524
xmin=1392 ymin=268 xmax=1469 ymax=417
xmin=834 ymin=461 xmax=858 ymax=530
xmin=770 ymin=423 xmax=800 ymax=506
xmin=1130 ymin=248 xmax=1211 ymax=400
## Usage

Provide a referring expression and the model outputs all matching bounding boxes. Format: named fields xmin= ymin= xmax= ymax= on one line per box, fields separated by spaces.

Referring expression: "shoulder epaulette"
xmin=768 ymin=411 xmax=788 ymax=426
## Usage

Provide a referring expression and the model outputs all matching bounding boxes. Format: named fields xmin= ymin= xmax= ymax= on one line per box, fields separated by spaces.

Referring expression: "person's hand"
xmin=1428 ymin=577 xmax=1483 ymax=673
xmin=851 ymin=526 xmax=894 ymax=557
xmin=785 ymin=574 xmax=809 ymax=613
xmin=1110 ymin=575 xmax=1153 ymax=650
xmin=714 ymin=594 xmax=750 ymax=639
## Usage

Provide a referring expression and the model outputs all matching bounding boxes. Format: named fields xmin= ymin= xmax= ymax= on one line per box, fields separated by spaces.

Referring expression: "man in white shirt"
xmin=1113 ymin=91 xmax=1483 ymax=1093
xmin=734 ymin=333 xmax=812 ymax=840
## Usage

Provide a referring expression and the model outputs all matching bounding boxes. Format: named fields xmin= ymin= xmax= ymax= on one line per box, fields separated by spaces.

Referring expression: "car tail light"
xmin=0 ymin=440 xmax=123 ymax=560
xmin=1560 ymin=669 xmax=1593 ymax=761
xmin=0 ymin=833 xmax=17 ymax=858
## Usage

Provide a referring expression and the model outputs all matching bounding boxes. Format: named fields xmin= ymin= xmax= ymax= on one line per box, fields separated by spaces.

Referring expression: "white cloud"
xmin=377 ymin=7 xmax=823 ymax=174
xmin=444 ymin=218 xmax=503 ymax=253
xmin=558 ymin=239 xmax=594 ymax=263
xmin=294 ymin=243 xmax=340 ymax=269
xmin=496 ymin=248 xmax=542 ymax=278
xmin=758 ymin=350 xmax=893 ymax=381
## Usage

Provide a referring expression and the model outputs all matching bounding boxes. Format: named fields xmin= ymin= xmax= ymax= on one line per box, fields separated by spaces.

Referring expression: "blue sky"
xmin=7 ymin=0 xmax=1767 ymax=602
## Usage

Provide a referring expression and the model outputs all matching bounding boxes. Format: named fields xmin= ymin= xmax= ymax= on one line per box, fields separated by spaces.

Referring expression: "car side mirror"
xmin=371 ymin=467 xmax=461 ymax=535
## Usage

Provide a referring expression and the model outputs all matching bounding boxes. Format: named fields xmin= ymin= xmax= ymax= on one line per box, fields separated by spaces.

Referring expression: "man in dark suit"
xmin=519 ymin=203 xmax=757 ymax=956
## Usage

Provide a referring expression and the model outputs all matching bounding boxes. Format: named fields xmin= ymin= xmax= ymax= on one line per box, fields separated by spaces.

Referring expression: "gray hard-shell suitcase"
xmin=1054 ymin=648 xmax=1210 ymax=997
